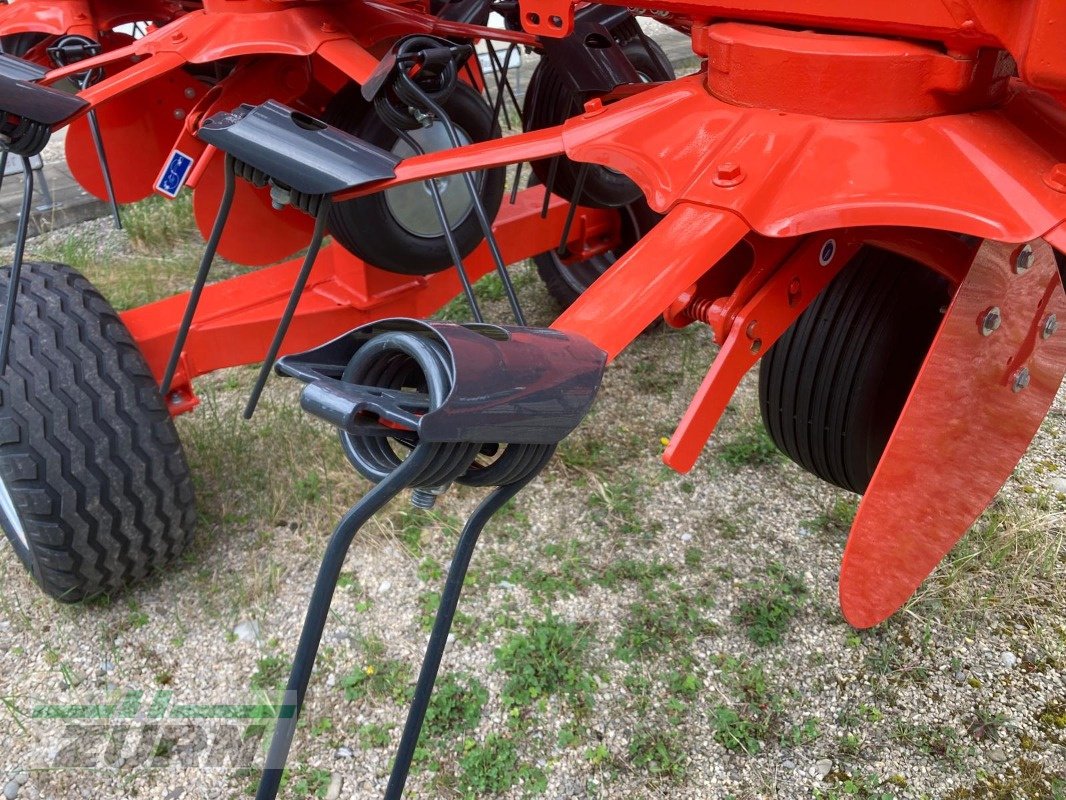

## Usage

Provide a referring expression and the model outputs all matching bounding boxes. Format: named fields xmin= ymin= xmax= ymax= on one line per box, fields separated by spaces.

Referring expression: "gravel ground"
xmin=0 ymin=213 xmax=1064 ymax=800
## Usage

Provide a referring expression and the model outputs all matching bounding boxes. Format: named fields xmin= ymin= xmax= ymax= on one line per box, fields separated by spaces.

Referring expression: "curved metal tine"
xmin=540 ymin=156 xmax=559 ymax=219
xmin=483 ymin=43 xmax=510 ymax=129
xmin=556 ymin=162 xmax=590 ymax=256
xmin=0 ymin=156 xmax=35 ymax=375
xmin=243 ymin=198 xmax=331 ymax=418
xmin=253 ymin=446 xmax=438 ymax=800
xmin=79 ymin=71 xmax=121 ymax=229
xmin=85 ymin=109 xmax=121 ymax=229
xmin=383 ymin=467 xmax=545 ymax=799
xmin=160 ymin=153 xmax=237 ymax=395
xmin=0 ymin=150 xmax=8 ymax=195
xmin=391 ymin=124 xmax=485 ymax=323
xmin=399 ymin=73 xmax=527 ymax=325
xmin=509 ymin=161 xmax=523 ymax=204
xmin=486 ymin=43 xmax=523 ymax=130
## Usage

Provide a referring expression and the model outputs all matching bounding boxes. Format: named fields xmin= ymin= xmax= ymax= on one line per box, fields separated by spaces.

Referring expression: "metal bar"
xmin=0 ymin=157 xmax=35 ymax=375
xmin=160 ymin=154 xmax=236 ymax=395
xmin=383 ymin=475 xmax=536 ymax=799
xmin=509 ymin=161 xmax=523 ymax=204
xmin=243 ymin=199 xmax=332 ymax=418
xmin=253 ymin=446 xmax=438 ymax=800
xmin=540 ymin=157 xmax=559 ymax=219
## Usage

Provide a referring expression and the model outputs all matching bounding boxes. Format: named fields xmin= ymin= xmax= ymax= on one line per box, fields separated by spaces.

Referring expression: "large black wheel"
xmin=0 ymin=261 xmax=197 ymax=601
xmin=758 ymin=247 xmax=951 ymax=494
xmin=325 ymin=82 xmax=505 ymax=275
xmin=523 ymin=27 xmax=674 ymax=209
xmin=532 ymin=193 xmax=661 ymax=308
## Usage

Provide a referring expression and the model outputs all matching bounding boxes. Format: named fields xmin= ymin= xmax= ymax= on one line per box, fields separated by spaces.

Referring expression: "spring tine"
xmin=541 ymin=156 xmax=559 ymax=219
xmin=509 ymin=161 xmax=523 ymax=204
xmin=488 ymin=43 xmax=524 ymax=130
xmin=485 ymin=45 xmax=511 ymax=130
xmin=0 ymin=149 xmax=9 ymax=195
xmin=254 ymin=447 xmax=439 ymax=800
xmin=383 ymin=476 xmax=537 ymax=799
xmin=0 ymin=156 xmax=35 ymax=375
xmin=409 ymin=81 xmax=524 ymax=324
xmin=556 ymin=162 xmax=590 ymax=256
xmin=393 ymin=126 xmax=484 ymax=323
xmin=463 ymin=58 xmax=491 ymax=107
xmin=160 ymin=154 xmax=237 ymax=396
xmin=243 ymin=199 xmax=331 ymax=419
xmin=85 ymin=108 xmax=122 ymax=230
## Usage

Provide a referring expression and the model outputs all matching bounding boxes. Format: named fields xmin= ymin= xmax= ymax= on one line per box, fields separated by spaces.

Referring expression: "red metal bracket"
xmin=839 ymin=238 xmax=1066 ymax=628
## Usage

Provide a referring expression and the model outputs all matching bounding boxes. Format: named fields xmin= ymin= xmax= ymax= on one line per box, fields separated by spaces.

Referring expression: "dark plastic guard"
xmin=276 ymin=318 xmax=606 ymax=444
xmin=0 ymin=54 xmax=87 ymax=126
xmin=538 ymin=6 xmax=642 ymax=94
xmin=360 ymin=35 xmax=473 ymax=102
xmin=196 ymin=101 xmax=400 ymax=195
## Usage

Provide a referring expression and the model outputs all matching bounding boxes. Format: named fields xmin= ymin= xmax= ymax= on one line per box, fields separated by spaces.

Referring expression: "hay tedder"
xmin=0 ymin=0 xmax=1063 ymax=794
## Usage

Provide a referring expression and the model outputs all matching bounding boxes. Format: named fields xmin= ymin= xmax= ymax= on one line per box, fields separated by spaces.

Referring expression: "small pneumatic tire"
xmin=758 ymin=247 xmax=951 ymax=494
xmin=0 ymin=261 xmax=197 ymax=601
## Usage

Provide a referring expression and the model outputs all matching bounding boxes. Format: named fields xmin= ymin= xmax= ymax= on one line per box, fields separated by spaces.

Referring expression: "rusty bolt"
xmin=1044 ymin=163 xmax=1066 ymax=193
xmin=712 ymin=162 xmax=744 ymax=187
xmin=1013 ymin=244 xmax=1034 ymax=274
xmin=1042 ymin=314 xmax=1058 ymax=340
xmin=1012 ymin=367 xmax=1031 ymax=393
xmin=980 ymin=306 xmax=1001 ymax=336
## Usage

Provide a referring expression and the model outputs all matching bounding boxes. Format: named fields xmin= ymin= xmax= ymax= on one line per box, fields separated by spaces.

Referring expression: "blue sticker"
xmin=156 ymin=150 xmax=194 ymax=198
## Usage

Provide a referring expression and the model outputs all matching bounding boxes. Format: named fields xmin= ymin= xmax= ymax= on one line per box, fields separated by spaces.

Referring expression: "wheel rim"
xmin=0 ymin=472 xmax=28 ymax=551
xmin=384 ymin=122 xmax=476 ymax=238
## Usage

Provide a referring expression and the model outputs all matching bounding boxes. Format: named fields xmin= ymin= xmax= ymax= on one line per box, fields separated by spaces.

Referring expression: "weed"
xmin=813 ymin=772 xmax=895 ymax=800
xmin=732 ymin=563 xmax=808 ymax=645
xmin=340 ymin=638 xmax=412 ymax=704
xmin=458 ymin=733 xmax=546 ymax=797
xmin=356 ymin=722 xmax=393 ymax=749
xmin=122 ymin=190 xmax=195 ymax=250
xmin=709 ymin=656 xmax=783 ymax=754
xmin=614 ymin=587 xmax=718 ymax=662
xmin=717 ymin=422 xmax=780 ymax=467
xmin=494 ymin=614 xmax=597 ymax=711
xmin=250 ymin=655 xmax=289 ymax=691
xmin=281 ymin=766 xmax=332 ymax=798
xmin=628 ymin=726 xmax=689 ymax=781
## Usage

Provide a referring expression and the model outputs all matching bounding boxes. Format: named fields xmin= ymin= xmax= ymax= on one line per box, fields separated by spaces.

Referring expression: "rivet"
xmin=1012 ymin=367 xmax=1030 ymax=393
xmin=1042 ymin=314 xmax=1058 ymax=340
xmin=980 ymin=307 xmax=1001 ymax=336
xmin=1012 ymin=244 xmax=1034 ymax=274
xmin=184 ymin=87 xmax=196 ymax=100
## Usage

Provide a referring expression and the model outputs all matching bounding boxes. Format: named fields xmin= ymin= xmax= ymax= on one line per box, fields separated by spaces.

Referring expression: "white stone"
xmin=233 ymin=620 xmax=261 ymax=644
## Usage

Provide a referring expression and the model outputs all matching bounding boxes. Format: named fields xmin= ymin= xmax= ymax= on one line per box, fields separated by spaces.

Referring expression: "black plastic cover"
xmin=277 ymin=318 xmax=606 ymax=445
xmin=538 ymin=6 xmax=642 ymax=94
xmin=0 ymin=54 xmax=87 ymax=126
xmin=196 ymin=100 xmax=400 ymax=195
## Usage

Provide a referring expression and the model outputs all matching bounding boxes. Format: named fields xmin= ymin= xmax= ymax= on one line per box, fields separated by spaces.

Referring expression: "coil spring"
xmin=232 ymin=159 xmax=323 ymax=216
xmin=0 ymin=116 xmax=50 ymax=158
xmin=373 ymin=36 xmax=460 ymax=131
xmin=338 ymin=331 xmax=554 ymax=489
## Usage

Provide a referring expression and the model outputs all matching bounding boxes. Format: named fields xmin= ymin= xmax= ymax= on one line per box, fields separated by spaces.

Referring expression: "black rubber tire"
xmin=532 ymin=191 xmax=661 ymax=308
xmin=524 ymin=34 xmax=674 ymax=209
xmin=758 ymin=247 xmax=951 ymax=494
xmin=325 ymin=82 xmax=505 ymax=275
xmin=0 ymin=261 xmax=197 ymax=602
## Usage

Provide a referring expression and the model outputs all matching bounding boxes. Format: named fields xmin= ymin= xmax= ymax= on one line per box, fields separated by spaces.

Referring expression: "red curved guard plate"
xmin=839 ymin=239 xmax=1066 ymax=628
xmin=193 ymin=153 xmax=314 ymax=266
xmin=66 ymin=68 xmax=205 ymax=204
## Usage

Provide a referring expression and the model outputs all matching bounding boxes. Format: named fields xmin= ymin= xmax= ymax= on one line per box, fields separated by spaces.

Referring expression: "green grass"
xmin=732 ymin=563 xmax=808 ymax=645
xmin=716 ymin=421 xmax=781 ymax=467
xmin=494 ymin=613 xmax=597 ymax=711
xmin=627 ymin=726 xmax=689 ymax=782
xmin=121 ymin=190 xmax=195 ymax=250
xmin=457 ymin=733 xmax=546 ymax=798
xmin=614 ymin=587 xmax=718 ymax=662
xmin=340 ymin=637 xmax=412 ymax=705
xmin=708 ymin=656 xmax=783 ymax=754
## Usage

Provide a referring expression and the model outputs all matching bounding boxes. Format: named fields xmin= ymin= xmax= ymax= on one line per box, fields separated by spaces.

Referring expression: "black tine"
xmin=0 ymin=156 xmax=35 ymax=375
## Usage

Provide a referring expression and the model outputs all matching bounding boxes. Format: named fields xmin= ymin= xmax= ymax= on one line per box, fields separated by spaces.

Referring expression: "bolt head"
xmin=980 ymin=306 xmax=1001 ymax=336
xmin=1044 ymin=163 xmax=1066 ymax=193
xmin=1012 ymin=367 xmax=1031 ymax=393
xmin=1042 ymin=314 xmax=1058 ymax=340
xmin=1013 ymin=244 xmax=1034 ymax=274
xmin=712 ymin=162 xmax=744 ymax=187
